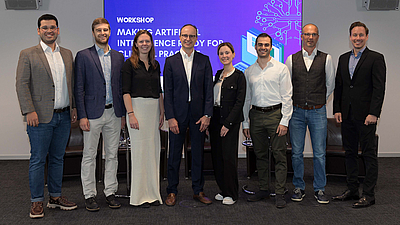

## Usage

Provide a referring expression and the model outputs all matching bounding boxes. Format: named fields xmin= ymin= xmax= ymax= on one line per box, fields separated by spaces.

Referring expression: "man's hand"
xmin=243 ymin=129 xmax=251 ymax=139
xmin=196 ymin=116 xmax=210 ymax=132
xmin=79 ymin=118 xmax=90 ymax=131
xmin=168 ymin=118 xmax=179 ymax=134
xmin=128 ymin=114 xmax=139 ymax=130
xmin=364 ymin=114 xmax=378 ymax=126
xmin=71 ymin=108 xmax=77 ymax=123
xmin=334 ymin=112 xmax=342 ymax=123
xmin=220 ymin=125 xmax=229 ymax=137
xmin=26 ymin=112 xmax=39 ymax=127
xmin=276 ymin=125 xmax=288 ymax=137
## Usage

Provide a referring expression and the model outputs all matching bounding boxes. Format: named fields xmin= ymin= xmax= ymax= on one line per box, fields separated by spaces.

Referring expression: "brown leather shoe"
xmin=165 ymin=193 xmax=176 ymax=206
xmin=30 ymin=201 xmax=44 ymax=219
xmin=193 ymin=192 xmax=212 ymax=205
xmin=47 ymin=196 xmax=77 ymax=210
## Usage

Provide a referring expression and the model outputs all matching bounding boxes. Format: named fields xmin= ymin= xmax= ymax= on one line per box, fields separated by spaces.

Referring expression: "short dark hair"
xmin=92 ymin=18 xmax=110 ymax=32
xmin=217 ymin=42 xmax=235 ymax=55
xmin=255 ymin=33 xmax=272 ymax=45
xmin=180 ymin=24 xmax=198 ymax=36
xmin=349 ymin=21 xmax=369 ymax=36
xmin=38 ymin=14 xmax=58 ymax=28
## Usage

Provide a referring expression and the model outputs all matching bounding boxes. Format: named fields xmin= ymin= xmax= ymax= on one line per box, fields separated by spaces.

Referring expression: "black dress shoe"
xmin=353 ymin=196 xmax=375 ymax=208
xmin=106 ymin=194 xmax=121 ymax=209
xmin=247 ymin=190 xmax=270 ymax=202
xmin=331 ymin=190 xmax=359 ymax=201
xmin=85 ymin=197 xmax=100 ymax=212
xmin=150 ymin=200 xmax=161 ymax=206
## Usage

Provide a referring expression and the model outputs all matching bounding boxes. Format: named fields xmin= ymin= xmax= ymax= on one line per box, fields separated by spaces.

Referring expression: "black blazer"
xmin=333 ymin=47 xmax=386 ymax=120
xmin=163 ymin=51 xmax=213 ymax=122
xmin=213 ymin=68 xmax=246 ymax=129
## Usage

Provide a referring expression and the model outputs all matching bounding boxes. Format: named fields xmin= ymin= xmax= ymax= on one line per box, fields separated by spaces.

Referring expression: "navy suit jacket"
xmin=74 ymin=45 xmax=125 ymax=120
xmin=163 ymin=51 xmax=213 ymax=122
xmin=333 ymin=47 xmax=386 ymax=120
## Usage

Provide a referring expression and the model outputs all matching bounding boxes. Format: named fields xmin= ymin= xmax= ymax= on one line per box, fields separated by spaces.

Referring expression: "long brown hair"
xmin=129 ymin=30 xmax=156 ymax=69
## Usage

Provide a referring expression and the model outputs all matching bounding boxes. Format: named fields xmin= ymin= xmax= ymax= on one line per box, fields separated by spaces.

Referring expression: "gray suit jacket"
xmin=16 ymin=44 xmax=75 ymax=123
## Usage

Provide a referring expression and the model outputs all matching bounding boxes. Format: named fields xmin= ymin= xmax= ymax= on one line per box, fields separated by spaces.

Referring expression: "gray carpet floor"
xmin=1 ymin=158 xmax=400 ymax=225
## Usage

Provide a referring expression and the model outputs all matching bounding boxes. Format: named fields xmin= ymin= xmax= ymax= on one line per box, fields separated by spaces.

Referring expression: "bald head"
xmin=301 ymin=23 xmax=319 ymax=51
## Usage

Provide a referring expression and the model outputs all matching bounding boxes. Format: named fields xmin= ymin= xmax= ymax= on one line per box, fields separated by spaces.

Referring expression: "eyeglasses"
xmin=180 ymin=34 xmax=197 ymax=39
xmin=302 ymin=33 xmax=318 ymax=37
xmin=40 ymin=26 xmax=58 ymax=31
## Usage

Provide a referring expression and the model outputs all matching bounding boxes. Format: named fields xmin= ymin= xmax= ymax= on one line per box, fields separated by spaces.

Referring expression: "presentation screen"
xmin=104 ymin=0 xmax=302 ymax=74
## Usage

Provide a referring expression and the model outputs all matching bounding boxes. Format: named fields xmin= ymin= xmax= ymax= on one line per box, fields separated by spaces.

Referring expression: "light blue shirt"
xmin=349 ymin=46 xmax=366 ymax=79
xmin=95 ymin=44 xmax=113 ymax=104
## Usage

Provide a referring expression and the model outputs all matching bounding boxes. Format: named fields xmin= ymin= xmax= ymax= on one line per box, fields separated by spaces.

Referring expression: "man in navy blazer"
xmin=163 ymin=24 xmax=213 ymax=206
xmin=332 ymin=21 xmax=386 ymax=208
xmin=74 ymin=18 xmax=125 ymax=211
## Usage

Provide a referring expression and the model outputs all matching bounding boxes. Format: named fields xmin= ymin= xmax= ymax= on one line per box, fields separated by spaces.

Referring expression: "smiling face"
xmin=350 ymin=26 xmax=368 ymax=51
xmin=218 ymin=46 xmax=235 ymax=66
xmin=301 ymin=24 xmax=319 ymax=50
xmin=37 ymin=20 xmax=59 ymax=46
xmin=179 ymin=25 xmax=197 ymax=53
xmin=255 ymin=36 xmax=272 ymax=59
xmin=92 ymin=23 xmax=110 ymax=46
xmin=135 ymin=33 xmax=152 ymax=56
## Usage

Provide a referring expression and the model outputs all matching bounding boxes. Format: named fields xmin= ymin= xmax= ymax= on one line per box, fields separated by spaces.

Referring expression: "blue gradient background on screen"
xmin=104 ymin=0 xmax=302 ymax=74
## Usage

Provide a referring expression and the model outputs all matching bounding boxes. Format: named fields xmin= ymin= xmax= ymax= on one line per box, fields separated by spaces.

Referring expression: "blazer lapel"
xmin=352 ymin=47 xmax=369 ymax=82
xmin=190 ymin=51 xmax=198 ymax=87
xmin=175 ymin=53 xmax=189 ymax=85
xmin=89 ymin=45 xmax=105 ymax=79
xmin=35 ymin=44 xmax=54 ymax=83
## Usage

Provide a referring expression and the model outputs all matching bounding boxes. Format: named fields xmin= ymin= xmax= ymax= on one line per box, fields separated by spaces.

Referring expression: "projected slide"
xmin=104 ymin=0 xmax=302 ymax=73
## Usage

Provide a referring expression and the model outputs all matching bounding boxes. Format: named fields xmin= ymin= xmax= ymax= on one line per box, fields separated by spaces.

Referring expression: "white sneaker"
xmin=215 ymin=193 xmax=223 ymax=201
xmin=222 ymin=197 xmax=236 ymax=205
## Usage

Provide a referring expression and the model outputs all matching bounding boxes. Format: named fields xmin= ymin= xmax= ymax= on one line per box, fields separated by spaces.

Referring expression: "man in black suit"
xmin=163 ymin=24 xmax=214 ymax=206
xmin=332 ymin=21 xmax=386 ymax=208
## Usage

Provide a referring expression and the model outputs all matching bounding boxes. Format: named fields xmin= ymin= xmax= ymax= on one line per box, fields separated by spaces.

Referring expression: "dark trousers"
xmin=167 ymin=107 xmax=205 ymax=195
xmin=249 ymin=108 xmax=287 ymax=194
xmin=342 ymin=108 xmax=378 ymax=197
xmin=209 ymin=107 xmax=240 ymax=201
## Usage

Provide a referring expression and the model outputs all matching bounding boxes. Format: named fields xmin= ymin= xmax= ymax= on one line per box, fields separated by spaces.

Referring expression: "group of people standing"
xmin=15 ymin=13 xmax=385 ymax=219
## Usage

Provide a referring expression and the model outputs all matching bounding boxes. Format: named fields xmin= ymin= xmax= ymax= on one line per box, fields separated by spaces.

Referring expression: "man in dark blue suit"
xmin=74 ymin=18 xmax=125 ymax=211
xmin=163 ymin=24 xmax=214 ymax=206
xmin=332 ymin=21 xmax=386 ymax=208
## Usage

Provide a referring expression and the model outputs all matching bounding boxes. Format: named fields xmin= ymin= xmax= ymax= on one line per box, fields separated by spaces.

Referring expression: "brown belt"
xmin=252 ymin=104 xmax=282 ymax=113
xmin=54 ymin=106 xmax=70 ymax=113
xmin=294 ymin=104 xmax=324 ymax=110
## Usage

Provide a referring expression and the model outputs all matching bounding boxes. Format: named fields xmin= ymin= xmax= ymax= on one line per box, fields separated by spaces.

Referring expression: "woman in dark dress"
xmin=210 ymin=42 xmax=246 ymax=205
xmin=122 ymin=30 xmax=164 ymax=207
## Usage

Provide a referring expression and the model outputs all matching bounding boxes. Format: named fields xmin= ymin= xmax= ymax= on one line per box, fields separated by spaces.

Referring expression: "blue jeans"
xmin=27 ymin=110 xmax=71 ymax=202
xmin=289 ymin=105 xmax=327 ymax=192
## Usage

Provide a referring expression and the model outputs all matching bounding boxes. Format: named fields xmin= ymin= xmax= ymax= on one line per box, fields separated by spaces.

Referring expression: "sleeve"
xmin=203 ymin=56 xmax=214 ymax=117
xmin=74 ymin=51 xmax=87 ymax=120
xmin=325 ymin=54 xmax=336 ymax=100
xmin=333 ymin=56 xmax=343 ymax=115
xmin=279 ymin=65 xmax=293 ymax=127
xmin=223 ymin=71 xmax=246 ymax=129
xmin=369 ymin=53 xmax=386 ymax=118
xmin=163 ymin=57 xmax=175 ymax=120
xmin=242 ymin=69 xmax=252 ymax=129
xmin=15 ymin=50 xmax=35 ymax=115
xmin=285 ymin=55 xmax=293 ymax=78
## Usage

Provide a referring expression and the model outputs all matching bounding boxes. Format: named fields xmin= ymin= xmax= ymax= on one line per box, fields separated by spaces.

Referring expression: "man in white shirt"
xmin=243 ymin=33 xmax=292 ymax=208
xmin=285 ymin=24 xmax=335 ymax=204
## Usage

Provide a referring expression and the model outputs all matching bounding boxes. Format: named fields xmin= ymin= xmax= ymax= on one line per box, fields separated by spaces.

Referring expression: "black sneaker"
xmin=85 ymin=197 xmax=100 ymax=212
xmin=106 ymin=194 xmax=121 ymax=209
xmin=291 ymin=188 xmax=305 ymax=202
xmin=247 ymin=190 xmax=270 ymax=202
xmin=275 ymin=195 xmax=286 ymax=208
xmin=314 ymin=190 xmax=329 ymax=204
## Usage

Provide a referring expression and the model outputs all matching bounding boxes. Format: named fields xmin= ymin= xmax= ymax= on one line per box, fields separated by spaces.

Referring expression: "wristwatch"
xmin=205 ymin=115 xmax=211 ymax=118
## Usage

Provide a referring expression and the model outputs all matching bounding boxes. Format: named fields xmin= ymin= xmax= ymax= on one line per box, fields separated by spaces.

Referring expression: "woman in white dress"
xmin=122 ymin=30 xmax=164 ymax=207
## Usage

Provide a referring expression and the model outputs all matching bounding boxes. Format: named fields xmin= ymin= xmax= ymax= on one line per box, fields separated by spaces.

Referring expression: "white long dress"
xmin=126 ymin=97 xmax=163 ymax=205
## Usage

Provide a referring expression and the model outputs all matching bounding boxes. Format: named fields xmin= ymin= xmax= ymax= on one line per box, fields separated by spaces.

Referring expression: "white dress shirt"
xmin=180 ymin=48 xmax=194 ymax=101
xmin=285 ymin=48 xmax=335 ymax=101
xmin=242 ymin=58 xmax=293 ymax=129
xmin=40 ymin=40 xmax=69 ymax=109
xmin=213 ymin=69 xmax=235 ymax=106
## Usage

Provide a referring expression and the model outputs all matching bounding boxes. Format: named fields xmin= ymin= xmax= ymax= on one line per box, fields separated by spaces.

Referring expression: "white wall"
xmin=0 ymin=0 xmax=399 ymax=159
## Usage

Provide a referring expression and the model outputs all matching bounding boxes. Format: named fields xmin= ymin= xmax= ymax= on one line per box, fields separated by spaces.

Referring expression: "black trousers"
xmin=209 ymin=107 xmax=240 ymax=200
xmin=342 ymin=108 xmax=378 ymax=197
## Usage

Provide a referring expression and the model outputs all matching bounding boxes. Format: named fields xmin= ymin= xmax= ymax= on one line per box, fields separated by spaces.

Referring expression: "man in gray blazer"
xmin=16 ymin=14 xmax=78 ymax=219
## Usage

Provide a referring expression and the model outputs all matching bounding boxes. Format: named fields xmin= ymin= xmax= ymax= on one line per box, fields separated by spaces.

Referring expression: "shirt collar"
xmin=351 ymin=46 xmax=366 ymax=58
xmin=40 ymin=40 xmax=59 ymax=53
xmin=180 ymin=48 xmax=195 ymax=59
xmin=302 ymin=47 xmax=317 ymax=57
xmin=219 ymin=68 xmax=235 ymax=81
xmin=95 ymin=43 xmax=111 ymax=56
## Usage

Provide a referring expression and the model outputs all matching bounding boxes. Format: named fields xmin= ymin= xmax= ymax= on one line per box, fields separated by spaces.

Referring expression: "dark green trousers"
xmin=249 ymin=108 xmax=287 ymax=194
